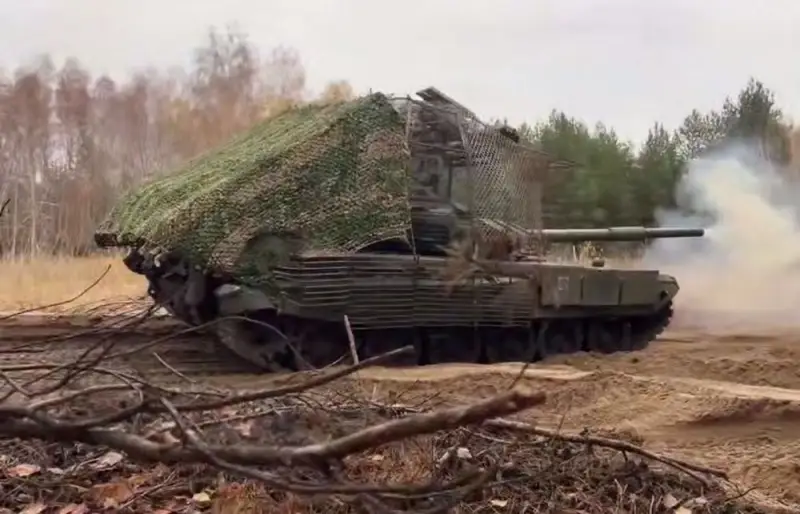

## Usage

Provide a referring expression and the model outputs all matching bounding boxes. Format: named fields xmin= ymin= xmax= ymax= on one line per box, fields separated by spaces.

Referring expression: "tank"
xmin=95 ymin=86 xmax=705 ymax=372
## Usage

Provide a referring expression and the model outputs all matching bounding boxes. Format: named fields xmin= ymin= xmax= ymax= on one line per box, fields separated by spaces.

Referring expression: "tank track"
xmin=145 ymin=278 xmax=673 ymax=374
xmin=210 ymin=300 xmax=674 ymax=372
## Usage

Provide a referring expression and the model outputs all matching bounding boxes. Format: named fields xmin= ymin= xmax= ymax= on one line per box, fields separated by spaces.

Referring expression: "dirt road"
xmin=2 ymin=314 xmax=800 ymax=509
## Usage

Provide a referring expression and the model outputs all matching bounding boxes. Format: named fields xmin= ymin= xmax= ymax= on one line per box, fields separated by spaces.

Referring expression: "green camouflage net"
xmin=96 ymin=93 xmax=412 ymax=286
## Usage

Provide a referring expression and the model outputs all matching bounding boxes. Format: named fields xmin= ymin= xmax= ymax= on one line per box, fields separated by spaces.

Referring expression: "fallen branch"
xmin=0 ymin=277 xmax=763 ymax=513
xmin=0 ymin=294 xmax=550 ymax=512
xmin=0 ymin=388 xmax=545 ymax=466
xmin=485 ymin=418 xmax=728 ymax=481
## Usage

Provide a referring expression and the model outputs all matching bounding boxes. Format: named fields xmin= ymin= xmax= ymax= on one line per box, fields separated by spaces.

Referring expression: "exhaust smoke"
xmin=643 ymin=142 xmax=800 ymax=333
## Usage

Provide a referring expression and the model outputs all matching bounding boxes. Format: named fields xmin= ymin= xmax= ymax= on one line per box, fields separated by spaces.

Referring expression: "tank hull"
xmin=130 ymin=249 xmax=676 ymax=372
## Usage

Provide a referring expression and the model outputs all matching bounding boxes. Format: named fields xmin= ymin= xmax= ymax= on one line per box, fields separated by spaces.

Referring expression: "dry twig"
xmin=0 ymin=276 xmax=778 ymax=513
xmin=0 ymin=301 xmax=549 ymax=512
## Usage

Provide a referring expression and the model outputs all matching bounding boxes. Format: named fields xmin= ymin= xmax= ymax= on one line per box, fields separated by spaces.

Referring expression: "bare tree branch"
xmin=0 ymin=280 xmax=763 ymax=512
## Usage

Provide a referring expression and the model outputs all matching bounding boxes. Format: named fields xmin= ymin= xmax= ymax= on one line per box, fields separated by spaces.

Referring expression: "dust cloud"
xmin=643 ymin=143 xmax=800 ymax=332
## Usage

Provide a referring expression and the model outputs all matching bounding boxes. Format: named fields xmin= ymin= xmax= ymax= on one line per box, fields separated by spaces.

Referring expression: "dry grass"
xmin=0 ymin=254 xmax=147 ymax=312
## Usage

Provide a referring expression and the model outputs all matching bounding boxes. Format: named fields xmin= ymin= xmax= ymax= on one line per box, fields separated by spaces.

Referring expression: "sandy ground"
xmin=2 ymin=315 xmax=800 ymax=510
xmin=348 ymin=328 xmax=800 ymax=506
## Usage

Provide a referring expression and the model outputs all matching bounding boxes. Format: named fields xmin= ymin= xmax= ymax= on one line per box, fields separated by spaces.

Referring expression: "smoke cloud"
xmin=643 ymin=142 xmax=800 ymax=333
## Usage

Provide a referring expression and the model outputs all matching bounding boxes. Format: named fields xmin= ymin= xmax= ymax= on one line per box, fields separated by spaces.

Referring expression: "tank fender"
xmin=214 ymin=283 xmax=276 ymax=316
xmin=657 ymin=274 xmax=679 ymax=306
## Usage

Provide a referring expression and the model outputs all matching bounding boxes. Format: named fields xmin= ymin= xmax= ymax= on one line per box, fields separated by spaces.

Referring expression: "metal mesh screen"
xmin=458 ymin=119 xmax=546 ymax=245
xmin=395 ymin=92 xmax=565 ymax=258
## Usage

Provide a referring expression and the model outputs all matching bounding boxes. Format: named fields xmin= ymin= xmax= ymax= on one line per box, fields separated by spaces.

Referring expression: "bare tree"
xmin=318 ymin=80 xmax=356 ymax=104
xmin=0 ymin=26 xmax=351 ymax=257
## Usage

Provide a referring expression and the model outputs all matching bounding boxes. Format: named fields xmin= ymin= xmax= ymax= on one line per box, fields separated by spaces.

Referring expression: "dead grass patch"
xmin=0 ymin=254 xmax=146 ymax=312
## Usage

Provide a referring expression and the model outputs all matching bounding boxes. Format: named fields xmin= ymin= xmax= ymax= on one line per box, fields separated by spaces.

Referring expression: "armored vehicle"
xmin=95 ymin=87 xmax=704 ymax=372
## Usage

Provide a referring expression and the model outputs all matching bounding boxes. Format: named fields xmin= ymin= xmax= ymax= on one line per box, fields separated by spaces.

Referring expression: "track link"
xmin=199 ymin=301 xmax=675 ymax=373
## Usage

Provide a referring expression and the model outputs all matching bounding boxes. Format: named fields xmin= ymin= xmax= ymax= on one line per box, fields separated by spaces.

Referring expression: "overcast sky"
xmin=0 ymin=0 xmax=797 ymax=147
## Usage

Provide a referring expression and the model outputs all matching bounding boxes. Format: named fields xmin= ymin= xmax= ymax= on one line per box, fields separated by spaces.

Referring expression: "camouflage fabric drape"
xmin=96 ymin=93 xmax=412 ymax=286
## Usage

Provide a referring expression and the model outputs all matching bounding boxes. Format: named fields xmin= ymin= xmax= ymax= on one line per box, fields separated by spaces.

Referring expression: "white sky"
xmin=0 ymin=0 xmax=798 ymax=147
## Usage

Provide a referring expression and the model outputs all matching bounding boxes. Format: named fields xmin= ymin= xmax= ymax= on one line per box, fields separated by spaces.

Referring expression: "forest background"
xmin=0 ymin=26 xmax=793 ymax=257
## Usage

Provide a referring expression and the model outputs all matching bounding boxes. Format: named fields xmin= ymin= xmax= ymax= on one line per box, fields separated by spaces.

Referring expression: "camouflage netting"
xmin=95 ymin=93 xmax=412 ymax=286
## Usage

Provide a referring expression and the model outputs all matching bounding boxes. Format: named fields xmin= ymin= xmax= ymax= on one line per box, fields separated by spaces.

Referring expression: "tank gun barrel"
xmin=536 ymin=226 xmax=705 ymax=243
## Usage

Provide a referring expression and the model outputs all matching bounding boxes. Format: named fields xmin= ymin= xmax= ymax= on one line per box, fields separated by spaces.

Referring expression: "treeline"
xmin=0 ymin=25 xmax=797 ymax=256
xmin=0 ymin=27 xmax=355 ymax=256
xmin=524 ymin=79 xmax=799 ymax=228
